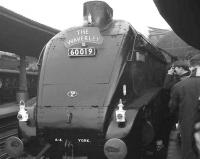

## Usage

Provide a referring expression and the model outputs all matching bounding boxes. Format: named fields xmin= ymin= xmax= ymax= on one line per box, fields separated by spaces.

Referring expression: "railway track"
xmin=0 ymin=116 xmax=18 ymax=159
xmin=0 ymin=153 xmax=10 ymax=159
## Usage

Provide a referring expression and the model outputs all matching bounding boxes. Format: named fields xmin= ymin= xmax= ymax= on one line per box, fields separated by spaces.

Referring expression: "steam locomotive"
xmin=5 ymin=1 xmax=175 ymax=159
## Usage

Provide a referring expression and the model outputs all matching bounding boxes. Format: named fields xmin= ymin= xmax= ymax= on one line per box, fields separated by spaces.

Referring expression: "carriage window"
xmin=12 ymin=78 xmax=18 ymax=88
xmin=4 ymin=78 xmax=11 ymax=88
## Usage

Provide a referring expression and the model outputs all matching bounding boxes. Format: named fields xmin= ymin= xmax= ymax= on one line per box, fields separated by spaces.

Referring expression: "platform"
xmin=0 ymin=102 xmax=18 ymax=119
xmin=0 ymin=97 xmax=37 ymax=120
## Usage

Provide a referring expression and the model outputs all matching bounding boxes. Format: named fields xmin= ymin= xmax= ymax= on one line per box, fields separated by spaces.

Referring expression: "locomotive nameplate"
xmin=64 ymin=27 xmax=103 ymax=48
xmin=68 ymin=47 xmax=96 ymax=57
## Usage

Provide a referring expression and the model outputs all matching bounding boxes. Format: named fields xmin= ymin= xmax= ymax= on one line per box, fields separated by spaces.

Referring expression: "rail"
xmin=0 ymin=153 xmax=9 ymax=159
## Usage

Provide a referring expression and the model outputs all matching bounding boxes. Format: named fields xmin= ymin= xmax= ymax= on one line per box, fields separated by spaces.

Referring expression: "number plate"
xmin=68 ymin=48 xmax=96 ymax=57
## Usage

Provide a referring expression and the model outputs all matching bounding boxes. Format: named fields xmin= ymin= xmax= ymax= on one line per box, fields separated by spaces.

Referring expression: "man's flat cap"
xmin=173 ymin=60 xmax=189 ymax=67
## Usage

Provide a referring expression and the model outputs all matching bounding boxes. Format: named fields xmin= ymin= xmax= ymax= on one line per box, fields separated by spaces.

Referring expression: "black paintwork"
xmin=153 ymin=0 xmax=200 ymax=50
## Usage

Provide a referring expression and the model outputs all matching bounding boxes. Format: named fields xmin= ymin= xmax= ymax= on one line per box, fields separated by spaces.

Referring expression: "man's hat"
xmin=173 ymin=60 xmax=189 ymax=70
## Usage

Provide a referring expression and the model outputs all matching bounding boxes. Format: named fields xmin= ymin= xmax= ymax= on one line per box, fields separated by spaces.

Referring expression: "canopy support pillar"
xmin=17 ymin=56 xmax=28 ymax=103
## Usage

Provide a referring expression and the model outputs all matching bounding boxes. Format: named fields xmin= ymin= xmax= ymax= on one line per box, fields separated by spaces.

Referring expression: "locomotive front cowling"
xmin=35 ymin=2 xmax=139 ymax=158
xmin=6 ymin=1 xmax=169 ymax=159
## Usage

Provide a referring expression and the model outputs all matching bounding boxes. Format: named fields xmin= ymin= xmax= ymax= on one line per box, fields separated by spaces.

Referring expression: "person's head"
xmin=174 ymin=66 xmax=187 ymax=76
xmin=172 ymin=60 xmax=190 ymax=76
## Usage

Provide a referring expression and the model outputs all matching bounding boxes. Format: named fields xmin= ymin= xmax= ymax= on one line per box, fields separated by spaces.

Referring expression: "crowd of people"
xmin=163 ymin=54 xmax=200 ymax=159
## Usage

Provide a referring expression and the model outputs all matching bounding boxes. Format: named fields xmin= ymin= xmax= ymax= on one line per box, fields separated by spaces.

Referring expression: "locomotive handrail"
xmin=37 ymin=45 xmax=46 ymax=67
xmin=127 ymin=29 xmax=138 ymax=61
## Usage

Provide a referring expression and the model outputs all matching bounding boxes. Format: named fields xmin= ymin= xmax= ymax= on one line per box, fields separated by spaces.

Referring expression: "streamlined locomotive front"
xmin=5 ymin=1 xmax=170 ymax=159
xmin=35 ymin=22 xmax=136 ymax=158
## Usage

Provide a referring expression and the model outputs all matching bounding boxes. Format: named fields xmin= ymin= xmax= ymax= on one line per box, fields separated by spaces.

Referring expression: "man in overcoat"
xmin=169 ymin=54 xmax=200 ymax=159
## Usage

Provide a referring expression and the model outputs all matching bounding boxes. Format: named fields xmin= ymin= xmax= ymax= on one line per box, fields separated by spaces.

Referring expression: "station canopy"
xmin=0 ymin=6 xmax=59 ymax=57
xmin=157 ymin=31 xmax=200 ymax=60
xmin=153 ymin=0 xmax=200 ymax=50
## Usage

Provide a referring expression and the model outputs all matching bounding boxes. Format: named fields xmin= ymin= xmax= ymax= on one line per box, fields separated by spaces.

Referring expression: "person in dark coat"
xmin=157 ymin=60 xmax=190 ymax=151
xmin=169 ymin=55 xmax=200 ymax=159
